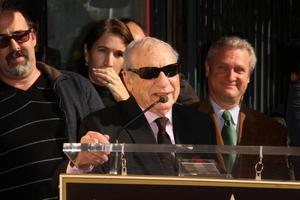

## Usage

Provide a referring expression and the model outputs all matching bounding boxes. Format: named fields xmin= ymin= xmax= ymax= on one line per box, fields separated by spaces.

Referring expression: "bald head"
xmin=123 ymin=37 xmax=178 ymax=70
xmin=126 ymin=21 xmax=146 ymax=40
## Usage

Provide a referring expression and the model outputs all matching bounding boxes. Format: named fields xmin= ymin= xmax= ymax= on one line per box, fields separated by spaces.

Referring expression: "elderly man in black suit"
xmin=69 ymin=37 xmax=216 ymax=175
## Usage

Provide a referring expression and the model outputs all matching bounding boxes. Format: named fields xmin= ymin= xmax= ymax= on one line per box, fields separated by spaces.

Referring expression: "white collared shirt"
xmin=209 ymin=98 xmax=240 ymax=133
xmin=143 ymin=108 xmax=175 ymax=144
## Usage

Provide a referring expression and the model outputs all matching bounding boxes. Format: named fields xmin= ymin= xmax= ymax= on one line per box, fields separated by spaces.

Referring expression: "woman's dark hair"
xmin=84 ymin=18 xmax=134 ymax=51
xmin=119 ymin=17 xmax=145 ymax=32
xmin=77 ymin=18 xmax=133 ymax=77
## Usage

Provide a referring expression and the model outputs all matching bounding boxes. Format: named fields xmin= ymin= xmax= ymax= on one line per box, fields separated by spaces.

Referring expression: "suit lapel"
xmin=199 ymin=99 xmax=223 ymax=145
xmin=172 ymin=105 xmax=183 ymax=143
xmin=119 ymin=96 xmax=156 ymax=143
xmin=195 ymin=98 xmax=227 ymax=171
xmin=237 ymin=108 xmax=246 ymax=144
xmin=120 ymin=97 xmax=165 ymax=174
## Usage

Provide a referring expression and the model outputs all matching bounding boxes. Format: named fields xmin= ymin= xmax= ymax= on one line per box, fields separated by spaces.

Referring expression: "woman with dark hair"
xmin=82 ymin=18 xmax=134 ymax=107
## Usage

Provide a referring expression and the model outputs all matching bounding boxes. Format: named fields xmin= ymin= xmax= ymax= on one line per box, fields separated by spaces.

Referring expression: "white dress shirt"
xmin=209 ymin=98 xmax=240 ymax=135
xmin=144 ymin=108 xmax=175 ymax=144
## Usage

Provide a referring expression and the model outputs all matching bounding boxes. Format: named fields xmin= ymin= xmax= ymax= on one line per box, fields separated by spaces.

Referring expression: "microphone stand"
xmin=108 ymin=96 xmax=169 ymax=175
xmin=109 ymin=140 xmax=120 ymax=175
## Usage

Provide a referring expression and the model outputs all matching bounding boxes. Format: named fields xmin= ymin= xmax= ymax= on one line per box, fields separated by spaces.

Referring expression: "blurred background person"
xmin=120 ymin=18 xmax=146 ymax=40
xmin=285 ymin=41 xmax=300 ymax=147
xmin=285 ymin=41 xmax=300 ymax=180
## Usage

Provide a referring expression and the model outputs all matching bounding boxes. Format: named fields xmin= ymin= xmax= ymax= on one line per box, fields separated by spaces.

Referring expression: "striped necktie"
xmin=154 ymin=117 xmax=176 ymax=175
xmin=155 ymin=117 xmax=171 ymax=144
xmin=221 ymin=110 xmax=237 ymax=173
xmin=222 ymin=110 xmax=237 ymax=145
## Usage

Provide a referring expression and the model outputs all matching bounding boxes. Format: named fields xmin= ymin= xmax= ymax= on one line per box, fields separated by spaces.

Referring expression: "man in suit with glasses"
xmin=70 ymin=37 xmax=216 ymax=175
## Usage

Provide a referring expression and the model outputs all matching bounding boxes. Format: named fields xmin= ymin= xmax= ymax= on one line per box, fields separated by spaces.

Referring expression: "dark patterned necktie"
xmin=155 ymin=117 xmax=171 ymax=144
xmin=221 ymin=110 xmax=237 ymax=173
xmin=154 ymin=117 xmax=176 ymax=175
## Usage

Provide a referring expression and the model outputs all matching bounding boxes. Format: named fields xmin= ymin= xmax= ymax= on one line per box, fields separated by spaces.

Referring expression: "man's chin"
xmin=154 ymin=103 xmax=173 ymax=112
xmin=222 ymin=90 xmax=240 ymax=97
xmin=8 ymin=64 xmax=32 ymax=78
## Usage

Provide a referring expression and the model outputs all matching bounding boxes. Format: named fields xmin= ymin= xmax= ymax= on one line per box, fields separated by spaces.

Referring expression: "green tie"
xmin=222 ymin=110 xmax=237 ymax=145
xmin=221 ymin=110 xmax=237 ymax=173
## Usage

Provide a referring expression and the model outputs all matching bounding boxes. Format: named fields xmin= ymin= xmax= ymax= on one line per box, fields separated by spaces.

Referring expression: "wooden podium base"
xmin=60 ymin=174 xmax=300 ymax=200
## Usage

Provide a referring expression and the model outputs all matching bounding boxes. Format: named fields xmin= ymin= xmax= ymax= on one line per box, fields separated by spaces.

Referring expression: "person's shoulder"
xmin=244 ymin=108 xmax=286 ymax=128
xmin=60 ymin=70 xmax=89 ymax=81
xmin=178 ymin=74 xmax=199 ymax=105
xmin=244 ymin=108 xmax=271 ymax=120
xmin=174 ymin=102 xmax=196 ymax=113
xmin=90 ymin=98 xmax=128 ymax=115
xmin=37 ymin=61 xmax=89 ymax=83
xmin=173 ymin=103 xmax=211 ymax=119
xmin=83 ymin=101 xmax=124 ymax=125
xmin=58 ymin=70 xmax=96 ymax=90
xmin=189 ymin=98 xmax=211 ymax=113
xmin=84 ymin=103 xmax=118 ymax=119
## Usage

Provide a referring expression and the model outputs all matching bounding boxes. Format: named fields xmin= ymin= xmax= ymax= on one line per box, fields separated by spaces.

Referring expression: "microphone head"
xmin=159 ymin=96 xmax=169 ymax=103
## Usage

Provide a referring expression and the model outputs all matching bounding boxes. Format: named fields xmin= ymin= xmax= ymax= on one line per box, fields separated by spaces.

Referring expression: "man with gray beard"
xmin=5 ymin=49 xmax=32 ymax=76
xmin=0 ymin=7 xmax=104 ymax=199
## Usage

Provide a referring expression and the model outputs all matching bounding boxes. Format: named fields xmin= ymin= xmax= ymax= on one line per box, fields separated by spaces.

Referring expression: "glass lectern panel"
xmin=63 ymin=143 xmax=300 ymax=181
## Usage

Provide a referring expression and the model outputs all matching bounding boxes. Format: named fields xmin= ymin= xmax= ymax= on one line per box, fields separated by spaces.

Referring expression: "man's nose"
xmin=155 ymin=71 xmax=170 ymax=83
xmin=226 ymin=69 xmax=236 ymax=80
xmin=9 ymin=39 xmax=21 ymax=51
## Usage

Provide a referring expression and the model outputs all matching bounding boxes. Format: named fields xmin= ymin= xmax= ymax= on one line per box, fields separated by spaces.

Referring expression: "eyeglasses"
xmin=0 ymin=28 xmax=32 ymax=48
xmin=127 ymin=63 xmax=179 ymax=79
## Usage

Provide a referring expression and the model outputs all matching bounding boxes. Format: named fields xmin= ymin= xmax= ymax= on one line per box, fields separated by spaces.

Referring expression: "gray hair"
xmin=122 ymin=36 xmax=179 ymax=70
xmin=206 ymin=36 xmax=257 ymax=71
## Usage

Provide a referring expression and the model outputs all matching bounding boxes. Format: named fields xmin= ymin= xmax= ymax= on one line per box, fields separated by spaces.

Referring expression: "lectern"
xmin=61 ymin=144 xmax=300 ymax=200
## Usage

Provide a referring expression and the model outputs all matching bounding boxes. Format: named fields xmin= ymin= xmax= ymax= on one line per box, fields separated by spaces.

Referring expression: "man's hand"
xmin=73 ymin=131 xmax=110 ymax=169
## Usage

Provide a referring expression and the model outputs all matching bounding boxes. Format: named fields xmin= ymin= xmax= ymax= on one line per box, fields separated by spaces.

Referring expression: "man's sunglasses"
xmin=127 ymin=63 xmax=179 ymax=80
xmin=0 ymin=28 xmax=32 ymax=48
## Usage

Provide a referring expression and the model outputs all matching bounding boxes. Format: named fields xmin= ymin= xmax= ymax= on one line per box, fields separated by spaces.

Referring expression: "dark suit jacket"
xmin=192 ymin=98 xmax=289 ymax=180
xmin=286 ymin=80 xmax=300 ymax=179
xmin=79 ymin=96 xmax=216 ymax=175
xmin=286 ymin=80 xmax=300 ymax=146
xmin=177 ymin=74 xmax=199 ymax=105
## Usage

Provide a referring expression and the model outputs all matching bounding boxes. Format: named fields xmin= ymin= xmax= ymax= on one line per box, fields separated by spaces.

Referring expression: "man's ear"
xmin=122 ymin=71 xmax=132 ymax=92
xmin=83 ymin=44 xmax=89 ymax=63
xmin=205 ymin=61 xmax=210 ymax=77
xmin=31 ymin=28 xmax=38 ymax=47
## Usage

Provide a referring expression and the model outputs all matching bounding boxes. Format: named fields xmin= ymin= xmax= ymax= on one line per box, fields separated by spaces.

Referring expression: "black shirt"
xmin=0 ymin=74 xmax=67 ymax=199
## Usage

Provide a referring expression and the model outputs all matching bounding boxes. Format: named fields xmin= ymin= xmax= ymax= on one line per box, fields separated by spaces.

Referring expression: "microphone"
xmin=158 ymin=96 xmax=168 ymax=104
xmin=115 ymin=95 xmax=169 ymax=141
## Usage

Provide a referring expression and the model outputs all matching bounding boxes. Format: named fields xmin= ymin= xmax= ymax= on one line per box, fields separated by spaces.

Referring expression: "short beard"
xmin=7 ymin=61 xmax=32 ymax=78
xmin=6 ymin=50 xmax=32 ymax=78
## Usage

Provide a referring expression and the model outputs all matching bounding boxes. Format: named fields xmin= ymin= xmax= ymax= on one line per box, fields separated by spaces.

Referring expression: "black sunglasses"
xmin=0 ymin=28 xmax=32 ymax=48
xmin=127 ymin=63 xmax=179 ymax=80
